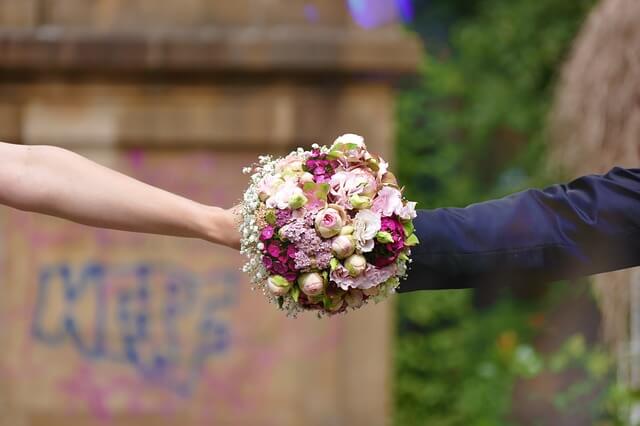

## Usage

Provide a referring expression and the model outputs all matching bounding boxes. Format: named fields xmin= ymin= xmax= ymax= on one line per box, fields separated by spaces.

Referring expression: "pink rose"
xmin=329 ymin=169 xmax=378 ymax=208
xmin=330 ymin=263 xmax=397 ymax=290
xmin=315 ymin=207 xmax=345 ymax=238
xmin=372 ymin=186 xmax=403 ymax=217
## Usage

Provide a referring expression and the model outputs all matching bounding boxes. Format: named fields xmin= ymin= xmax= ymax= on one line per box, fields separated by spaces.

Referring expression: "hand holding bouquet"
xmin=239 ymin=134 xmax=418 ymax=317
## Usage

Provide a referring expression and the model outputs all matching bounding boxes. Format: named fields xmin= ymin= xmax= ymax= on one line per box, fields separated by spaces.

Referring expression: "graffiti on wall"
xmin=31 ymin=262 xmax=239 ymax=396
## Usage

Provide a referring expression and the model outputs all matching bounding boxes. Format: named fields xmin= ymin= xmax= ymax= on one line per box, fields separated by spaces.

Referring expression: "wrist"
xmin=198 ymin=205 xmax=241 ymax=250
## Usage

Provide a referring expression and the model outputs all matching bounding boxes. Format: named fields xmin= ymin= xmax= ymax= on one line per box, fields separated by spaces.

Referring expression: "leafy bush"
xmin=394 ymin=0 xmax=596 ymax=424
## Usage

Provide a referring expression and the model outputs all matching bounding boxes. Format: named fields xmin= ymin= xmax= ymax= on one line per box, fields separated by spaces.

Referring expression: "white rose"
xmin=332 ymin=133 xmax=365 ymax=149
xmin=353 ymin=209 xmax=381 ymax=252
xmin=397 ymin=201 xmax=417 ymax=220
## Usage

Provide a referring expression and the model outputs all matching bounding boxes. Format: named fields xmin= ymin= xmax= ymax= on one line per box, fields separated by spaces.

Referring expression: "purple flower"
xmin=315 ymin=251 xmax=333 ymax=270
xmin=287 ymin=259 xmax=297 ymax=271
xmin=276 ymin=209 xmax=293 ymax=227
xmin=389 ymin=239 xmax=405 ymax=253
xmin=267 ymin=242 xmax=281 ymax=258
xmin=262 ymin=256 xmax=273 ymax=270
xmin=294 ymin=251 xmax=312 ymax=270
xmin=305 ymin=150 xmax=337 ymax=182
xmin=272 ymin=261 xmax=288 ymax=275
xmin=284 ymin=271 xmax=298 ymax=282
xmin=373 ymin=254 xmax=396 ymax=268
xmin=260 ymin=226 xmax=275 ymax=241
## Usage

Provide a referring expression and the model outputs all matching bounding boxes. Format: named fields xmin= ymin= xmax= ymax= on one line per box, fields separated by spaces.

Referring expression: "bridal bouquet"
xmin=239 ymin=134 xmax=418 ymax=317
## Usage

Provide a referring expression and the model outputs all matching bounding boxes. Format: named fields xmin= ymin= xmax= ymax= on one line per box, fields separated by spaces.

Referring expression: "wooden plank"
xmin=8 ymin=81 xmax=397 ymax=150
xmin=37 ymin=0 xmax=348 ymax=29
xmin=0 ymin=29 xmax=422 ymax=75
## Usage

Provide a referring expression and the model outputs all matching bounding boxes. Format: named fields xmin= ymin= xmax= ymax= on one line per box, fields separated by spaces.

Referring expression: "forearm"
xmin=0 ymin=143 xmax=239 ymax=248
xmin=400 ymin=167 xmax=640 ymax=292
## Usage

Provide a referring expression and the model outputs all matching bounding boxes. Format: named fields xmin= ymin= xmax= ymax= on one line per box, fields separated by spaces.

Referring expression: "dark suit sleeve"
xmin=399 ymin=167 xmax=640 ymax=292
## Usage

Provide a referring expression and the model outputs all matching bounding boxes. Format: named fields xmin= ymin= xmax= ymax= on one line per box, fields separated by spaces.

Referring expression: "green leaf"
xmin=322 ymin=295 xmax=331 ymax=309
xmin=376 ymin=231 xmax=395 ymax=244
xmin=326 ymin=150 xmax=344 ymax=160
xmin=330 ymin=258 xmax=340 ymax=271
xmin=315 ymin=183 xmax=330 ymax=202
xmin=405 ymin=233 xmax=420 ymax=247
xmin=291 ymin=285 xmax=300 ymax=303
xmin=265 ymin=209 xmax=277 ymax=225
xmin=303 ymin=182 xmax=330 ymax=203
xmin=343 ymin=142 xmax=360 ymax=151
xmin=303 ymin=182 xmax=316 ymax=192
xmin=402 ymin=220 xmax=415 ymax=236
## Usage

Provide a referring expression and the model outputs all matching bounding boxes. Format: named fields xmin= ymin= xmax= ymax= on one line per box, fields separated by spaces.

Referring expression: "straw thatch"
xmin=550 ymin=0 xmax=640 ymax=348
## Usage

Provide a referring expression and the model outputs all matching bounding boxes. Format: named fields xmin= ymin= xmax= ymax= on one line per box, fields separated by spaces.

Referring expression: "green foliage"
xmin=395 ymin=292 xmax=541 ymax=426
xmin=394 ymin=0 xmax=597 ymax=424
xmin=397 ymin=0 xmax=595 ymax=209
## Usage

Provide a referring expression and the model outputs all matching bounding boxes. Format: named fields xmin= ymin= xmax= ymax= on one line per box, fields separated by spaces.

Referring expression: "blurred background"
xmin=0 ymin=0 xmax=638 ymax=425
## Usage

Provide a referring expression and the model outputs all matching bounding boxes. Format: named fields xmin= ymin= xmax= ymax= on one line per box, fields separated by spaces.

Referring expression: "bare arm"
xmin=0 ymin=142 xmax=240 ymax=249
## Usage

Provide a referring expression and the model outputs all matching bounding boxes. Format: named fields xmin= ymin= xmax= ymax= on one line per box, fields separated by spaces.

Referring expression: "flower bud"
xmin=331 ymin=235 xmax=355 ymax=259
xmin=298 ymin=272 xmax=325 ymax=296
xmin=350 ymin=194 xmax=372 ymax=209
xmin=288 ymin=193 xmax=308 ymax=210
xmin=376 ymin=231 xmax=394 ymax=244
xmin=345 ymin=289 xmax=364 ymax=308
xmin=340 ymin=225 xmax=354 ymax=235
xmin=267 ymin=275 xmax=291 ymax=296
xmin=300 ymin=172 xmax=315 ymax=185
xmin=344 ymin=254 xmax=367 ymax=277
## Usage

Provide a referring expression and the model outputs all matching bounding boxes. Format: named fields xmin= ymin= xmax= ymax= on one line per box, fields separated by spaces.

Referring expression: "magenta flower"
xmin=267 ymin=242 xmax=281 ymax=258
xmin=284 ymin=271 xmax=298 ymax=282
xmin=286 ymin=245 xmax=297 ymax=259
xmin=272 ymin=261 xmax=288 ymax=275
xmin=260 ymin=226 xmax=275 ymax=241
xmin=287 ymin=259 xmax=297 ymax=271
xmin=373 ymin=254 xmax=396 ymax=268
xmin=262 ymin=256 xmax=273 ymax=269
